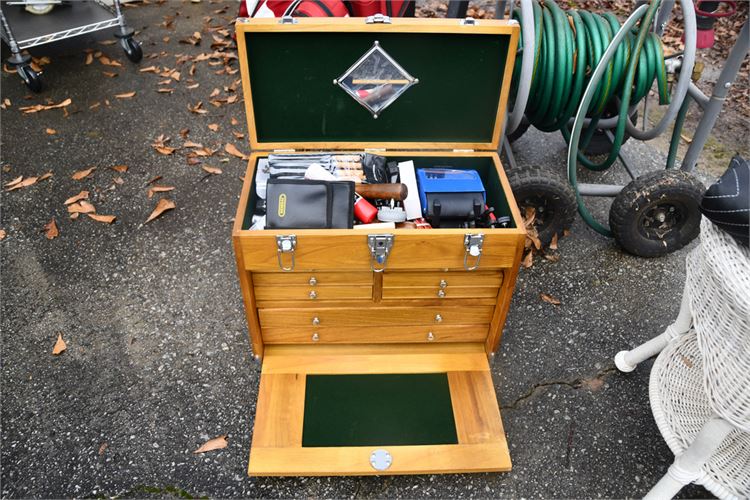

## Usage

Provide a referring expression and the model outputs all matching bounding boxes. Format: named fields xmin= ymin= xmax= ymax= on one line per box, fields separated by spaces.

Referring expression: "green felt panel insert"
xmin=302 ymin=373 xmax=458 ymax=447
xmin=243 ymin=31 xmax=509 ymax=144
xmin=241 ymin=156 xmax=515 ymax=229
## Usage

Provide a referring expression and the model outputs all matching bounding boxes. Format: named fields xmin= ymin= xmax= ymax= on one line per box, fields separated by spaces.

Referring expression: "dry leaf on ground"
xmin=110 ymin=165 xmax=128 ymax=173
xmin=5 ymin=176 xmax=38 ymax=191
xmin=147 ymin=185 xmax=175 ymax=198
xmin=224 ymin=143 xmax=247 ymax=160
xmin=44 ymin=219 xmax=59 ymax=239
xmin=68 ymin=200 xmax=96 ymax=214
xmin=146 ymin=198 xmax=176 ymax=223
xmin=202 ymin=166 xmax=222 ymax=175
xmin=540 ymin=293 xmax=561 ymax=306
xmin=0 ymin=229 xmax=6 ymax=240
xmin=72 ymin=167 xmax=96 ymax=180
xmin=64 ymin=190 xmax=89 ymax=205
xmin=4 ymin=176 xmax=22 ymax=188
xmin=102 ymin=71 xmax=118 ymax=78
xmin=38 ymin=172 xmax=53 ymax=181
xmin=188 ymin=101 xmax=208 ymax=114
xmin=52 ymin=333 xmax=67 ymax=355
xmin=193 ymin=435 xmax=227 ymax=454
xmin=46 ymin=128 xmax=57 ymax=135
xmin=115 ymin=91 xmax=136 ymax=99
xmin=19 ymin=98 xmax=71 ymax=114
xmin=549 ymin=232 xmax=559 ymax=250
xmin=208 ymin=123 xmax=219 ymax=132
xmin=88 ymin=213 xmax=116 ymax=224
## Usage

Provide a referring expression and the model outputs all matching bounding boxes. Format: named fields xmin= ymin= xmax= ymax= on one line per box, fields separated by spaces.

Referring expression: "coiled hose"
xmin=509 ymin=0 xmax=678 ymax=235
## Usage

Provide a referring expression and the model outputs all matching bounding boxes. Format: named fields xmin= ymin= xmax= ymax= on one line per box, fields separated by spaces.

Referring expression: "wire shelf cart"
xmin=0 ymin=0 xmax=143 ymax=92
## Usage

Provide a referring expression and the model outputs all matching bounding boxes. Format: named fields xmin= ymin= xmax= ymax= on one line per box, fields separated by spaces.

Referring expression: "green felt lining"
xmin=242 ymin=31 xmax=510 ymax=144
xmin=302 ymin=373 xmax=458 ymax=447
xmin=241 ymin=156 xmax=514 ymax=229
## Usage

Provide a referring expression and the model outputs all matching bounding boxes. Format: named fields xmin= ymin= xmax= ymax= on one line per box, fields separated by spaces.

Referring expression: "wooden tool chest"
xmin=233 ymin=17 xmax=523 ymax=476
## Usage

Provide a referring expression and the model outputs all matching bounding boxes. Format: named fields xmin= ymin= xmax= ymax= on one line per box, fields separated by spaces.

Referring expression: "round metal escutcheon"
xmin=369 ymin=449 xmax=392 ymax=471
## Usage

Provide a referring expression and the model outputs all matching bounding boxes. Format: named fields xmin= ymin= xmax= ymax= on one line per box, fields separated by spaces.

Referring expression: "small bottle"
xmin=354 ymin=194 xmax=378 ymax=224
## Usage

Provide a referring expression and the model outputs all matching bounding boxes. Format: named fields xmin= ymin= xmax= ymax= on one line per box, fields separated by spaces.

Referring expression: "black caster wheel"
xmin=610 ymin=170 xmax=705 ymax=257
xmin=17 ymin=64 xmax=42 ymax=93
xmin=507 ymin=165 xmax=577 ymax=246
xmin=120 ymin=36 xmax=143 ymax=63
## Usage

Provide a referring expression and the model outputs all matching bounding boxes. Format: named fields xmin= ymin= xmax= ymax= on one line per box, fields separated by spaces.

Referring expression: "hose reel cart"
xmin=0 ymin=0 xmax=143 ymax=92
xmin=502 ymin=0 xmax=748 ymax=257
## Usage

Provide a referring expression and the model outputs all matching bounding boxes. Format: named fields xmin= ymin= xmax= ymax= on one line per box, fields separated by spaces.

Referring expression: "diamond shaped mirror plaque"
xmin=334 ymin=41 xmax=418 ymax=119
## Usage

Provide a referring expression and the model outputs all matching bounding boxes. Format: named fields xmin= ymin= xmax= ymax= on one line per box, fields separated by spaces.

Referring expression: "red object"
xmin=686 ymin=1 xmax=737 ymax=49
xmin=350 ymin=0 xmax=413 ymax=17
xmin=240 ymin=0 xmax=414 ymax=18
xmin=413 ymin=217 xmax=432 ymax=229
xmin=354 ymin=195 xmax=378 ymax=224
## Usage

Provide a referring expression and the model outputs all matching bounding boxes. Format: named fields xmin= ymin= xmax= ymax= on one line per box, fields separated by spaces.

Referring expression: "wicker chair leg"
xmin=644 ymin=416 xmax=735 ymax=500
xmin=615 ymin=283 xmax=693 ymax=372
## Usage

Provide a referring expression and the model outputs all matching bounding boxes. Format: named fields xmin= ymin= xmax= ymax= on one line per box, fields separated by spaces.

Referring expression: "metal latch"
xmin=463 ymin=233 xmax=484 ymax=271
xmin=460 ymin=17 xmax=478 ymax=25
xmin=366 ymin=13 xmax=391 ymax=24
xmin=276 ymin=235 xmax=297 ymax=272
xmin=279 ymin=15 xmax=298 ymax=24
xmin=368 ymin=234 xmax=394 ymax=273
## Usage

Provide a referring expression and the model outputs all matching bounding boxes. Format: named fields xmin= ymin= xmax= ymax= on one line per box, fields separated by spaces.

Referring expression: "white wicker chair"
xmin=614 ymin=218 xmax=750 ymax=499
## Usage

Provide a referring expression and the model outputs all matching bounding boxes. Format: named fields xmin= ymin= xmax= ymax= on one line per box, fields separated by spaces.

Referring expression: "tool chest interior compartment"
xmin=232 ymin=17 xmax=522 ymax=477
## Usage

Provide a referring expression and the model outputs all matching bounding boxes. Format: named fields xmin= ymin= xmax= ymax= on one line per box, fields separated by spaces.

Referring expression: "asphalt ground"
xmin=1 ymin=2 xmax=715 ymax=498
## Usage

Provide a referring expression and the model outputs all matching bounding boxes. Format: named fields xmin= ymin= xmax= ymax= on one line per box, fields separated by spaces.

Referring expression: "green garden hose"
xmin=511 ymin=0 xmax=672 ymax=236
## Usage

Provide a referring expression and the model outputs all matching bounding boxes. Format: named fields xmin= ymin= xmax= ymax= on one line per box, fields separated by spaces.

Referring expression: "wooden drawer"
xmin=383 ymin=271 xmax=503 ymax=288
xmin=382 ymin=286 xmax=499 ymax=300
xmin=254 ymin=285 xmax=372 ymax=302
xmin=258 ymin=306 xmax=495 ymax=329
xmin=253 ymin=271 xmax=372 ymax=287
xmin=262 ymin=325 xmax=489 ymax=344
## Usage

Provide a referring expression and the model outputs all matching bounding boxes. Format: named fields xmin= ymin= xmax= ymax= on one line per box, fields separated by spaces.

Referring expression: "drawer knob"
xmin=435 ymin=314 xmax=443 ymax=323
xmin=312 ymin=316 xmax=320 ymax=326
xmin=439 ymin=279 xmax=448 ymax=289
xmin=312 ymin=333 xmax=320 ymax=342
xmin=309 ymin=277 xmax=317 ymax=286
xmin=437 ymin=290 xmax=446 ymax=298
xmin=309 ymin=290 xmax=317 ymax=300
xmin=427 ymin=332 xmax=435 ymax=341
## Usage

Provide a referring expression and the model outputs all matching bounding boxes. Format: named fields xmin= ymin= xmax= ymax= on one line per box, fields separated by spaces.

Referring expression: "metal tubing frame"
xmin=681 ymin=20 xmax=749 ymax=172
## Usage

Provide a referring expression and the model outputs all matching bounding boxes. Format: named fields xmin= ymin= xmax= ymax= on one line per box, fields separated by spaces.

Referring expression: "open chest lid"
xmin=235 ymin=17 xmax=520 ymax=151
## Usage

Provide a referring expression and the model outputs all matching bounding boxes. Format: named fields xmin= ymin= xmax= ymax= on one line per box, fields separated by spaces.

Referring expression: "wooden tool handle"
xmin=355 ymin=183 xmax=408 ymax=201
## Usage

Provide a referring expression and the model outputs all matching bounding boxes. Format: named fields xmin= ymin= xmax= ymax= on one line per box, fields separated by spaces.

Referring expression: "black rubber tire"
xmin=121 ymin=37 xmax=143 ymax=63
xmin=610 ymin=170 xmax=705 ymax=258
xmin=17 ymin=65 xmax=42 ymax=93
xmin=507 ymin=165 xmax=577 ymax=246
xmin=507 ymin=117 xmax=531 ymax=144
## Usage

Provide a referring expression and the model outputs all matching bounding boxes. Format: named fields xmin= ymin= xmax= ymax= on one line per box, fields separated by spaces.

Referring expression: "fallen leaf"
xmin=69 ymin=213 xmax=80 ymax=220
xmin=202 ymin=165 xmax=222 ymax=175
xmin=224 ymin=143 xmax=248 ymax=160
xmin=210 ymin=87 xmax=220 ymax=98
xmin=207 ymin=123 xmax=219 ymax=132
xmin=98 ymin=40 xmax=117 ymax=46
xmin=64 ymin=191 xmax=89 ymax=205
xmin=38 ymin=171 xmax=53 ymax=181
xmin=147 ymin=185 xmax=175 ymax=198
xmin=98 ymin=442 xmax=108 ymax=455
xmin=179 ymin=128 xmax=190 ymax=139
xmin=155 ymin=146 xmax=176 ymax=155
xmin=139 ymin=65 xmax=158 ymax=73
xmin=581 ymin=377 xmax=605 ymax=392
xmin=522 ymin=250 xmax=533 ymax=269
xmin=145 ymin=198 xmax=176 ymax=223
xmin=157 ymin=88 xmax=174 ymax=94
xmin=186 ymin=83 xmax=200 ymax=89
xmin=4 ymin=176 xmax=23 ymax=188
xmin=72 ymin=167 xmax=96 ymax=180
xmin=550 ymin=232 xmax=559 ymax=250
xmin=115 ymin=91 xmax=136 ymax=99
xmin=183 ymin=141 xmax=203 ymax=148
xmin=99 ymin=55 xmax=122 ymax=67
xmin=44 ymin=219 xmax=59 ymax=239
xmin=88 ymin=213 xmax=116 ymax=224
xmin=46 ymin=128 xmax=57 ymax=135
xmin=188 ymin=101 xmax=208 ymax=114
xmin=146 ymin=175 xmax=162 ymax=185
xmin=110 ymin=165 xmax=128 ymax=173
xmin=52 ymin=333 xmax=67 ymax=355
xmin=230 ymin=117 xmax=239 ymax=126
xmin=70 ymin=200 xmax=96 ymax=213
xmin=6 ymin=177 xmax=38 ymax=191
xmin=19 ymin=98 xmax=72 ymax=114
xmin=543 ymin=253 xmax=560 ymax=263
xmin=102 ymin=71 xmax=118 ymax=78
xmin=85 ymin=53 xmax=94 ymax=65
xmin=114 ymin=177 xmax=124 ymax=185
xmin=193 ymin=435 xmax=227 ymax=454
xmin=0 ymin=229 xmax=6 ymax=240
xmin=540 ymin=293 xmax=561 ymax=306
xmin=232 ymin=131 xmax=244 ymax=140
